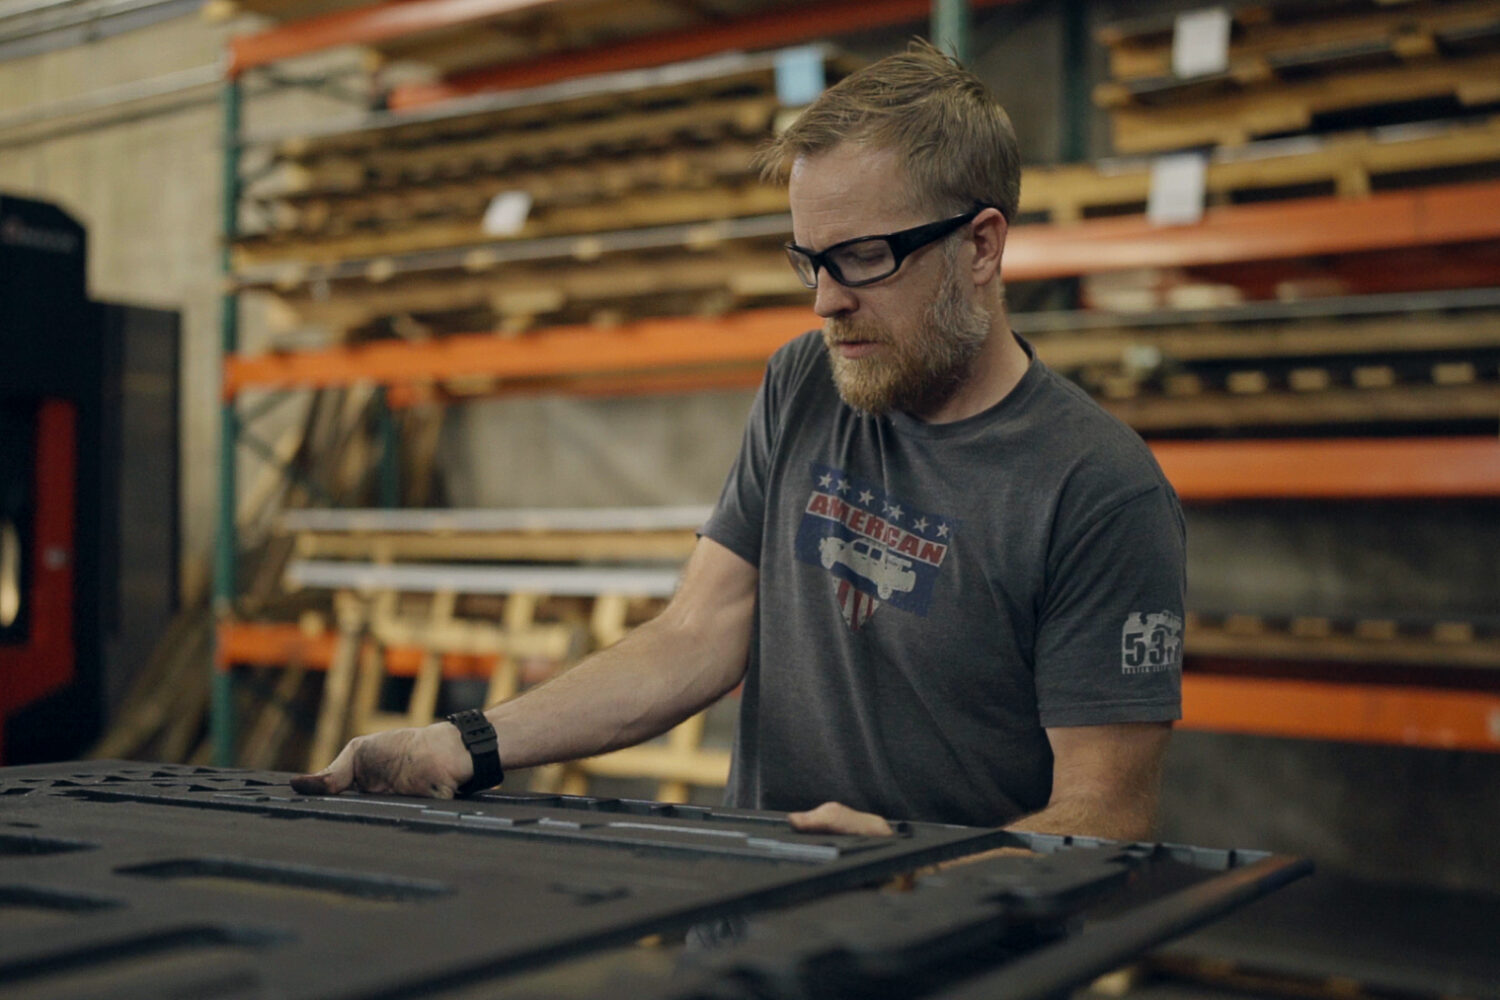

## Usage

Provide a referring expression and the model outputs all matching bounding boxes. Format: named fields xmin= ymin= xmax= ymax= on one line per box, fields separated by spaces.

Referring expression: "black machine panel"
xmin=0 ymin=400 xmax=35 ymax=646
xmin=0 ymin=761 xmax=1310 ymax=1000
xmin=0 ymin=194 xmax=179 ymax=764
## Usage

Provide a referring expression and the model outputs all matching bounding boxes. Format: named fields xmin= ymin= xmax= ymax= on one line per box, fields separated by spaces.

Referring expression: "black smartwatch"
xmin=446 ymin=709 xmax=504 ymax=797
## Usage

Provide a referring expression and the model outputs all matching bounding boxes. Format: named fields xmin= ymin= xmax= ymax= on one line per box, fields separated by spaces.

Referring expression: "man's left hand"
xmin=787 ymin=801 xmax=894 ymax=836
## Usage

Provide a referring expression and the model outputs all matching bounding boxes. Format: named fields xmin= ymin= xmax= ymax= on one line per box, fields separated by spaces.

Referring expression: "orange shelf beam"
xmin=230 ymin=0 xmax=565 ymax=77
xmin=388 ymin=0 xmax=1024 ymax=109
xmin=1004 ymin=180 xmax=1500 ymax=279
xmin=218 ymin=621 xmax=498 ymax=679
xmin=1182 ymin=673 xmax=1500 ymax=752
xmin=221 ymin=624 xmax=1500 ymax=752
xmin=224 ymin=307 xmax=813 ymax=398
xmin=1154 ymin=438 xmax=1500 ymax=500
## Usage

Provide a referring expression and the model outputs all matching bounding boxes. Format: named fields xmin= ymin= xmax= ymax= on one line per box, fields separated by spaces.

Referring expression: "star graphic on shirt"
xmin=818 ymin=473 xmax=833 ymax=488
xmin=858 ymin=490 xmax=874 ymax=505
xmin=888 ymin=505 xmax=903 ymax=521
xmin=937 ymin=523 xmax=950 ymax=537
xmin=837 ymin=479 xmax=851 ymax=494
xmin=913 ymin=517 xmax=929 ymax=532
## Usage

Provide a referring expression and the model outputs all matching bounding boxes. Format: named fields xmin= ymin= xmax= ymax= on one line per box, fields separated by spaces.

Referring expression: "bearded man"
xmin=294 ymin=42 xmax=1186 ymax=841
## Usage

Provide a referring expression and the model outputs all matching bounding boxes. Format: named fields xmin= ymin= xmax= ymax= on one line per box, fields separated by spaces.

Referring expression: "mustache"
xmin=823 ymin=320 xmax=889 ymax=345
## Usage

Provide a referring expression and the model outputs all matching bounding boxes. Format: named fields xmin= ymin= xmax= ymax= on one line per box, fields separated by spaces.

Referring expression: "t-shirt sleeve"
xmin=700 ymin=362 xmax=781 ymax=567
xmin=1033 ymin=484 xmax=1186 ymax=728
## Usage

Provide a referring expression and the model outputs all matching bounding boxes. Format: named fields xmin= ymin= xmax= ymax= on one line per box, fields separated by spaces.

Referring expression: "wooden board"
xmin=269 ymin=49 xmax=855 ymax=159
xmin=261 ymin=140 xmax=762 ymax=232
xmin=235 ymin=183 xmax=789 ymax=267
xmin=279 ymin=93 xmax=778 ymax=196
xmin=1030 ymin=307 xmax=1500 ymax=372
xmin=1100 ymin=0 xmax=1500 ymax=84
xmin=1101 ymin=381 xmax=1499 ymax=431
xmin=1105 ymin=51 xmax=1500 ymax=153
xmin=368 ymin=0 xmax=710 ymax=77
xmin=1023 ymin=116 xmax=1500 ymax=222
xmin=1186 ymin=613 xmax=1500 ymax=670
xmin=266 ymin=245 xmax=798 ymax=336
xmin=295 ymin=530 xmax=698 ymax=564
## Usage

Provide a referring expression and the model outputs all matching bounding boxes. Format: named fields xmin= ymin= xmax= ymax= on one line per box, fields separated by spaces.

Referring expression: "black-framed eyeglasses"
xmin=783 ymin=206 xmax=991 ymax=289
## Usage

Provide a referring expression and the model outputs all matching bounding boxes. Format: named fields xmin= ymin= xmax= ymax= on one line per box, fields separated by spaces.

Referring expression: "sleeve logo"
xmin=1121 ymin=611 xmax=1183 ymax=674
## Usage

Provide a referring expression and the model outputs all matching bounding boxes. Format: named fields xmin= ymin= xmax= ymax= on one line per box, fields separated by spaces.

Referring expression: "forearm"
xmin=1004 ymin=794 xmax=1155 ymax=842
xmin=1008 ymin=721 xmax=1171 ymax=841
xmin=485 ymin=611 xmax=744 ymax=770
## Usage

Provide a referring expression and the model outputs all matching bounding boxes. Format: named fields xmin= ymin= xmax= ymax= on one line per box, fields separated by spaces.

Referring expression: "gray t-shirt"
xmin=702 ymin=330 xmax=1185 ymax=827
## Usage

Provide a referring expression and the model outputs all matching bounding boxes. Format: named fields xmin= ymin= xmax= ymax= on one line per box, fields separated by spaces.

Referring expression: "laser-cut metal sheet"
xmin=0 ymin=761 xmax=1310 ymax=1000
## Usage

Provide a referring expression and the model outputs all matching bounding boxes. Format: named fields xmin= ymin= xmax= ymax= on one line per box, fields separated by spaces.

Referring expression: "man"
xmin=293 ymin=41 xmax=1185 ymax=842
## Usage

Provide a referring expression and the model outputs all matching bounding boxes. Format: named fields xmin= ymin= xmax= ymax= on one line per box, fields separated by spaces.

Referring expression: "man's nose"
xmin=812 ymin=268 xmax=857 ymax=318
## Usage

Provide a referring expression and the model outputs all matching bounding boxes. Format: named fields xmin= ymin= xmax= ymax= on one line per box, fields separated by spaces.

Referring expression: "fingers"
xmin=787 ymin=801 xmax=894 ymax=837
xmin=289 ymin=739 xmax=358 ymax=796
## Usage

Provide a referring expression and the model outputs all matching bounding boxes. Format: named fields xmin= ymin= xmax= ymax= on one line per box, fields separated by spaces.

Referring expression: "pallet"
xmin=203 ymin=0 xmax=366 ymax=21
xmin=233 ymin=213 xmax=792 ymax=292
xmin=1029 ymin=304 xmax=1500 ymax=374
xmin=1186 ymin=612 xmax=1500 ymax=670
xmin=266 ymin=49 xmax=854 ymax=160
xmin=1023 ymin=116 xmax=1500 ymax=222
xmin=370 ymin=0 xmax=727 ymax=78
xmin=261 ymin=140 xmax=761 ymax=234
xmin=1099 ymin=0 xmax=1500 ymax=84
xmin=266 ymin=244 xmax=799 ymax=337
xmin=268 ymin=93 xmax=782 ymax=199
xmin=1101 ymin=380 xmax=1499 ymax=431
xmin=234 ymin=183 xmax=789 ymax=268
xmin=294 ymin=529 xmax=699 ymax=564
xmin=1104 ymin=50 xmax=1500 ymax=153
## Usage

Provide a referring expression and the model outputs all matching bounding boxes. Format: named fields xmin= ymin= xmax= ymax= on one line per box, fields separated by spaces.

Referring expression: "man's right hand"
xmin=290 ymin=721 xmax=473 ymax=798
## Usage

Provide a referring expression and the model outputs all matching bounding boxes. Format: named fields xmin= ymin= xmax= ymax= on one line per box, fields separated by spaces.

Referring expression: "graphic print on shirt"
xmin=1120 ymin=611 xmax=1184 ymax=674
xmin=794 ymin=462 xmax=956 ymax=631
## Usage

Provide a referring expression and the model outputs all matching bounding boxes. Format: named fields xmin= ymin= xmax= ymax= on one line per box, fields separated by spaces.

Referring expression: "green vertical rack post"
xmin=212 ymin=76 xmax=242 ymax=767
xmin=931 ymin=0 xmax=971 ymax=65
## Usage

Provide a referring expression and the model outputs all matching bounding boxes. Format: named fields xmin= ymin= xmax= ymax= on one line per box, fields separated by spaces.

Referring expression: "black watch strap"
xmin=447 ymin=709 xmax=504 ymax=797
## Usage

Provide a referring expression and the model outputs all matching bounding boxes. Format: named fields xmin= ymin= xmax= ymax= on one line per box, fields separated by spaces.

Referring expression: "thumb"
xmin=290 ymin=741 xmax=357 ymax=796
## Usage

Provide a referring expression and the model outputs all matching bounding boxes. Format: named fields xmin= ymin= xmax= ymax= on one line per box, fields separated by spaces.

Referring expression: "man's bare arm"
xmin=292 ymin=537 xmax=758 ymax=797
xmin=789 ymin=721 xmax=1172 ymax=844
xmin=1005 ymin=721 xmax=1171 ymax=841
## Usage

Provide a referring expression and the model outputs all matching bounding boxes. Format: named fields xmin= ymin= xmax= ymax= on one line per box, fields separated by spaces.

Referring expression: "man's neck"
xmin=915 ymin=308 xmax=1028 ymax=424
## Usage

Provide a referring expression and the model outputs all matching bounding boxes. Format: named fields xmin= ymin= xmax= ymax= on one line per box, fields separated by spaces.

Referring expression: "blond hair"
xmin=755 ymin=39 xmax=1021 ymax=221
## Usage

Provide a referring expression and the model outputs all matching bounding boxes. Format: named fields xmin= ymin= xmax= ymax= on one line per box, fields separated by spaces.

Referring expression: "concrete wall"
xmin=0 ymin=14 xmax=227 ymax=594
xmin=0 ymin=12 xmax=356 ymax=596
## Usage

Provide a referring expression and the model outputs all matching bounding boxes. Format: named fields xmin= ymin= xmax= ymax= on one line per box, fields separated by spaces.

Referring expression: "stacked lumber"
xmin=1022 ymin=291 xmax=1500 ymax=433
xmin=87 ymin=380 xmax=436 ymax=771
xmin=1022 ymin=115 xmax=1500 ymax=224
xmin=1095 ymin=0 xmax=1500 ymax=154
xmin=1006 ymin=3 xmax=1500 ymax=433
xmin=1184 ymin=611 xmax=1500 ymax=670
xmin=235 ymin=506 xmax=729 ymax=801
xmin=235 ymin=50 xmax=853 ymax=342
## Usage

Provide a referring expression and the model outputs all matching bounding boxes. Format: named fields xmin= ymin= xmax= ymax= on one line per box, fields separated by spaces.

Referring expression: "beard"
xmin=823 ymin=253 xmax=992 ymax=417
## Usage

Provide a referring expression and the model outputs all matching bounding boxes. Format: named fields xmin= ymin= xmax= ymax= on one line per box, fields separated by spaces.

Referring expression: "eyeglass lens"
xmin=786 ymin=237 xmax=898 ymax=289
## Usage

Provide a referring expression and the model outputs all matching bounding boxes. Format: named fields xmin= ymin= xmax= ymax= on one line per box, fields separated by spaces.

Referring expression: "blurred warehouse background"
xmin=1 ymin=1 xmax=1499 ymax=996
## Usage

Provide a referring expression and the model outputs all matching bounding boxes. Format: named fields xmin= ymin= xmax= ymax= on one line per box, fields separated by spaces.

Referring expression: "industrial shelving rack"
xmin=214 ymin=0 xmax=1500 ymax=766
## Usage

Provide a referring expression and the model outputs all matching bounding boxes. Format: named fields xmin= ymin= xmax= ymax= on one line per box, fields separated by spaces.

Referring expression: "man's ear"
xmin=970 ymin=207 xmax=1007 ymax=286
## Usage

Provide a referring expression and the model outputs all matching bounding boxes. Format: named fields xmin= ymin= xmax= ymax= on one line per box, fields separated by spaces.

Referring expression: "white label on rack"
xmin=1148 ymin=152 xmax=1208 ymax=226
xmin=482 ymin=190 xmax=532 ymax=237
xmin=775 ymin=46 xmax=826 ymax=106
xmin=1172 ymin=7 xmax=1231 ymax=78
